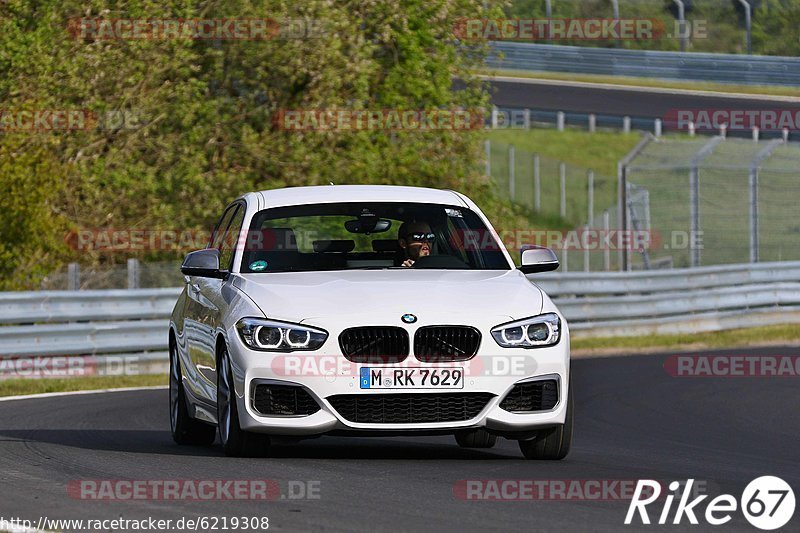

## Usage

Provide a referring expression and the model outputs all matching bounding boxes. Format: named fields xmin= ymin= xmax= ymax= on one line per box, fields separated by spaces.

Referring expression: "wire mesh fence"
xmin=487 ymin=134 xmax=800 ymax=271
xmin=625 ymin=136 xmax=800 ymax=269
xmin=486 ymin=138 xmax=623 ymax=271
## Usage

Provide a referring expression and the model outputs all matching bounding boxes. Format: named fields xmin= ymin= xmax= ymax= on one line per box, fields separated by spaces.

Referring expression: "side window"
xmin=219 ymin=205 xmax=245 ymax=270
xmin=210 ymin=205 xmax=237 ymax=250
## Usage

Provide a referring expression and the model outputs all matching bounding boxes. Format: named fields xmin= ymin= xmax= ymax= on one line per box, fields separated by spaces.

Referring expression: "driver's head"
xmin=398 ymin=221 xmax=433 ymax=261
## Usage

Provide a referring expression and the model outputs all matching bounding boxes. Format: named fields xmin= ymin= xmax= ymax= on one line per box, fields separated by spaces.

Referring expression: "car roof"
xmin=253 ymin=185 xmax=468 ymax=210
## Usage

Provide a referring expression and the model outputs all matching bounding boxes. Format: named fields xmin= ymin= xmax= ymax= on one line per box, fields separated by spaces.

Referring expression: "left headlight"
xmin=491 ymin=313 xmax=561 ymax=348
xmin=236 ymin=318 xmax=328 ymax=352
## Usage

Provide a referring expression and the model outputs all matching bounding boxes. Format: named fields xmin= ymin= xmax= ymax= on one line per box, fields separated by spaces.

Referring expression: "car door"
xmin=191 ymin=203 xmax=246 ymax=402
xmin=182 ymin=203 xmax=240 ymax=403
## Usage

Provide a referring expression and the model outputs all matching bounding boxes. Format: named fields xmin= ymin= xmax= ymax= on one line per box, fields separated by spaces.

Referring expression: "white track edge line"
xmin=0 ymin=385 xmax=168 ymax=403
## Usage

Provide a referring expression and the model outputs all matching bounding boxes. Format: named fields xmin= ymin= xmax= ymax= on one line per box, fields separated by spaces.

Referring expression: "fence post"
xmin=783 ymin=128 xmax=790 ymax=142
xmin=752 ymin=127 xmax=759 ymax=142
xmin=127 ymin=258 xmax=141 ymax=289
xmin=484 ymin=139 xmax=491 ymax=176
xmin=720 ymin=124 xmax=727 ymax=138
xmin=688 ymin=122 xmax=695 ymax=137
xmin=587 ymin=170 xmax=594 ymax=225
xmin=491 ymin=107 xmax=498 ymax=129
xmin=618 ymin=161 xmax=626 ymax=271
xmin=583 ymin=224 xmax=590 ymax=272
xmin=749 ymin=166 xmax=759 ymax=263
xmin=745 ymin=139 xmax=783 ymax=262
xmin=623 ymin=116 xmax=631 ymax=134
xmin=738 ymin=0 xmax=752 ymax=54
xmin=533 ymin=154 xmax=541 ymax=213
xmin=523 ymin=108 xmax=530 ymax=130
xmin=559 ymin=162 xmax=567 ymax=218
xmin=561 ymin=247 xmax=569 ymax=272
xmin=674 ymin=0 xmax=687 ymax=52
xmin=508 ymin=145 xmax=516 ymax=201
xmin=67 ymin=263 xmax=80 ymax=291
xmin=654 ymin=118 xmax=662 ymax=138
xmin=557 ymin=111 xmax=565 ymax=132
xmin=689 ymin=167 xmax=700 ymax=267
xmin=588 ymin=114 xmax=596 ymax=133
xmin=603 ymin=210 xmax=611 ymax=271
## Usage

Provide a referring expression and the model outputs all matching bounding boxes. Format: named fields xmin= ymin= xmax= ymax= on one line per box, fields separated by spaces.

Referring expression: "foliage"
xmin=0 ymin=0 xmax=512 ymax=289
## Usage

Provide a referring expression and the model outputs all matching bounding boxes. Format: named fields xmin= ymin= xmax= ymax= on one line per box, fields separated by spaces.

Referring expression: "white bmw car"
xmin=169 ymin=185 xmax=572 ymax=459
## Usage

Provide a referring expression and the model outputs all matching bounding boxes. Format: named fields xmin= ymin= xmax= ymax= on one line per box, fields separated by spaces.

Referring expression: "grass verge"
xmin=486 ymin=128 xmax=642 ymax=178
xmin=479 ymin=69 xmax=800 ymax=99
xmin=572 ymin=324 xmax=800 ymax=356
xmin=0 ymin=374 xmax=167 ymax=398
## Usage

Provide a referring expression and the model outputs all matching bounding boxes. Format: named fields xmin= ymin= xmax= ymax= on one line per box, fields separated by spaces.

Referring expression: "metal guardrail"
xmin=0 ymin=287 xmax=180 ymax=324
xmin=487 ymin=42 xmax=800 ymax=87
xmin=0 ymin=261 xmax=798 ymax=375
xmin=533 ymin=261 xmax=800 ymax=296
xmin=530 ymin=261 xmax=800 ymax=335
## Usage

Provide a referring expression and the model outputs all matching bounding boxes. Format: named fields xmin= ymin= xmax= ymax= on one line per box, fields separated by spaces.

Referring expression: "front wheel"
xmin=217 ymin=345 xmax=270 ymax=457
xmin=518 ymin=377 xmax=573 ymax=460
xmin=169 ymin=338 xmax=216 ymax=446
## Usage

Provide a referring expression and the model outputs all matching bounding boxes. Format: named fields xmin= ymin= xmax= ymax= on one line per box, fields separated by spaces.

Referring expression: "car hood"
xmin=233 ymin=269 xmax=543 ymax=325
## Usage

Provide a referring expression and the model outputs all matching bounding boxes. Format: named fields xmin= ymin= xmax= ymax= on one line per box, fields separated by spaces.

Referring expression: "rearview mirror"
xmin=181 ymin=248 xmax=228 ymax=279
xmin=345 ymin=214 xmax=392 ymax=234
xmin=518 ymin=246 xmax=559 ymax=274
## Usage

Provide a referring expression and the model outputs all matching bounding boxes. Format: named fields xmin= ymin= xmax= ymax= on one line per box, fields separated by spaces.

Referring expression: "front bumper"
xmin=227 ymin=324 xmax=570 ymax=438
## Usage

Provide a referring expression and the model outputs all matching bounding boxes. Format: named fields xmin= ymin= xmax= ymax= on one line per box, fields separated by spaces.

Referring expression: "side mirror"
xmin=518 ymin=246 xmax=559 ymax=274
xmin=181 ymin=248 xmax=228 ymax=279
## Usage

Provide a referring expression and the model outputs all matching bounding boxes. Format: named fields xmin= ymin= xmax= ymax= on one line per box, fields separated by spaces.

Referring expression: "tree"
xmin=0 ymin=0 xmax=502 ymax=289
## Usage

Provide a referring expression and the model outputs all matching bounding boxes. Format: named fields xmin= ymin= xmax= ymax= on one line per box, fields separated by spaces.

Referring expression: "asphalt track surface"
xmin=487 ymin=78 xmax=800 ymax=119
xmin=0 ymin=346 xmax=797 ymax=532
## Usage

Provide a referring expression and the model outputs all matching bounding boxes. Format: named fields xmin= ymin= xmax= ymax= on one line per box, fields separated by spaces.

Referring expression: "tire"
xmin=169 ymin=338 xmax=216 ymax=446
xmin=454 ymin=429 xmax=497 ymax=448
xmin=217 ymin=345 xmax=270 ymax=457
xmin=518 ymin=377 xmax=573 ymax=460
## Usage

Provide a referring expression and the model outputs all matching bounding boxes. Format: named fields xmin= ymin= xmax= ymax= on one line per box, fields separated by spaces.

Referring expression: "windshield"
xmin=239 ymin=202 xmax=511 ymax=273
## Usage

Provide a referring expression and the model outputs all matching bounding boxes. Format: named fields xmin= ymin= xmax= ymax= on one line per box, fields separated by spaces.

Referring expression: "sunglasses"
xmin=407 ymin=232 xmax=435 ymax=243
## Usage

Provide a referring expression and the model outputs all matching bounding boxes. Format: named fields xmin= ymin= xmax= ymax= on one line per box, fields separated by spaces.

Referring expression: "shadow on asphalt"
xmin=0 ymin=429 xmax=521 ymax=460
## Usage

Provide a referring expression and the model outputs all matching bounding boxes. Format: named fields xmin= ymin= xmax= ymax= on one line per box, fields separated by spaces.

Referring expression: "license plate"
xmin=359 ymin=367 xmax=464 ymax=389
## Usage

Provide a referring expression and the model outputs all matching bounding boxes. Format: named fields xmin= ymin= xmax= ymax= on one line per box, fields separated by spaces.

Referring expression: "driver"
xmin=398 ymin=221 xmax=434 ymax=267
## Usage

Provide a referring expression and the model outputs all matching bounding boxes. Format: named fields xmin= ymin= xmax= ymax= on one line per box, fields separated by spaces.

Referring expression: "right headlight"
xmin=491 ymin=313 xmax=561 ymax=348
xmin=236 ymin=317 xmax=328 ymax=352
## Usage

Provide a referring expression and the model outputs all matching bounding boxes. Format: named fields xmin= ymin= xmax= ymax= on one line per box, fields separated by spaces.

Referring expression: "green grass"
xmin=0 ymin=374 xmax=167 ymax=398
xmin=487 ymin=128 xmax=642 ymax=177
xmin=572 ymin=324 xmax=800 ymax=353
xmin=480 ymin=69 xmax=800 ymax=99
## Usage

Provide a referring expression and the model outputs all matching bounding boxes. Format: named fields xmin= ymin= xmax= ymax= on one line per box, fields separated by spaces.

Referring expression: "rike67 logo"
xmin=626 ymin=477 xmax=795 ymax=530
